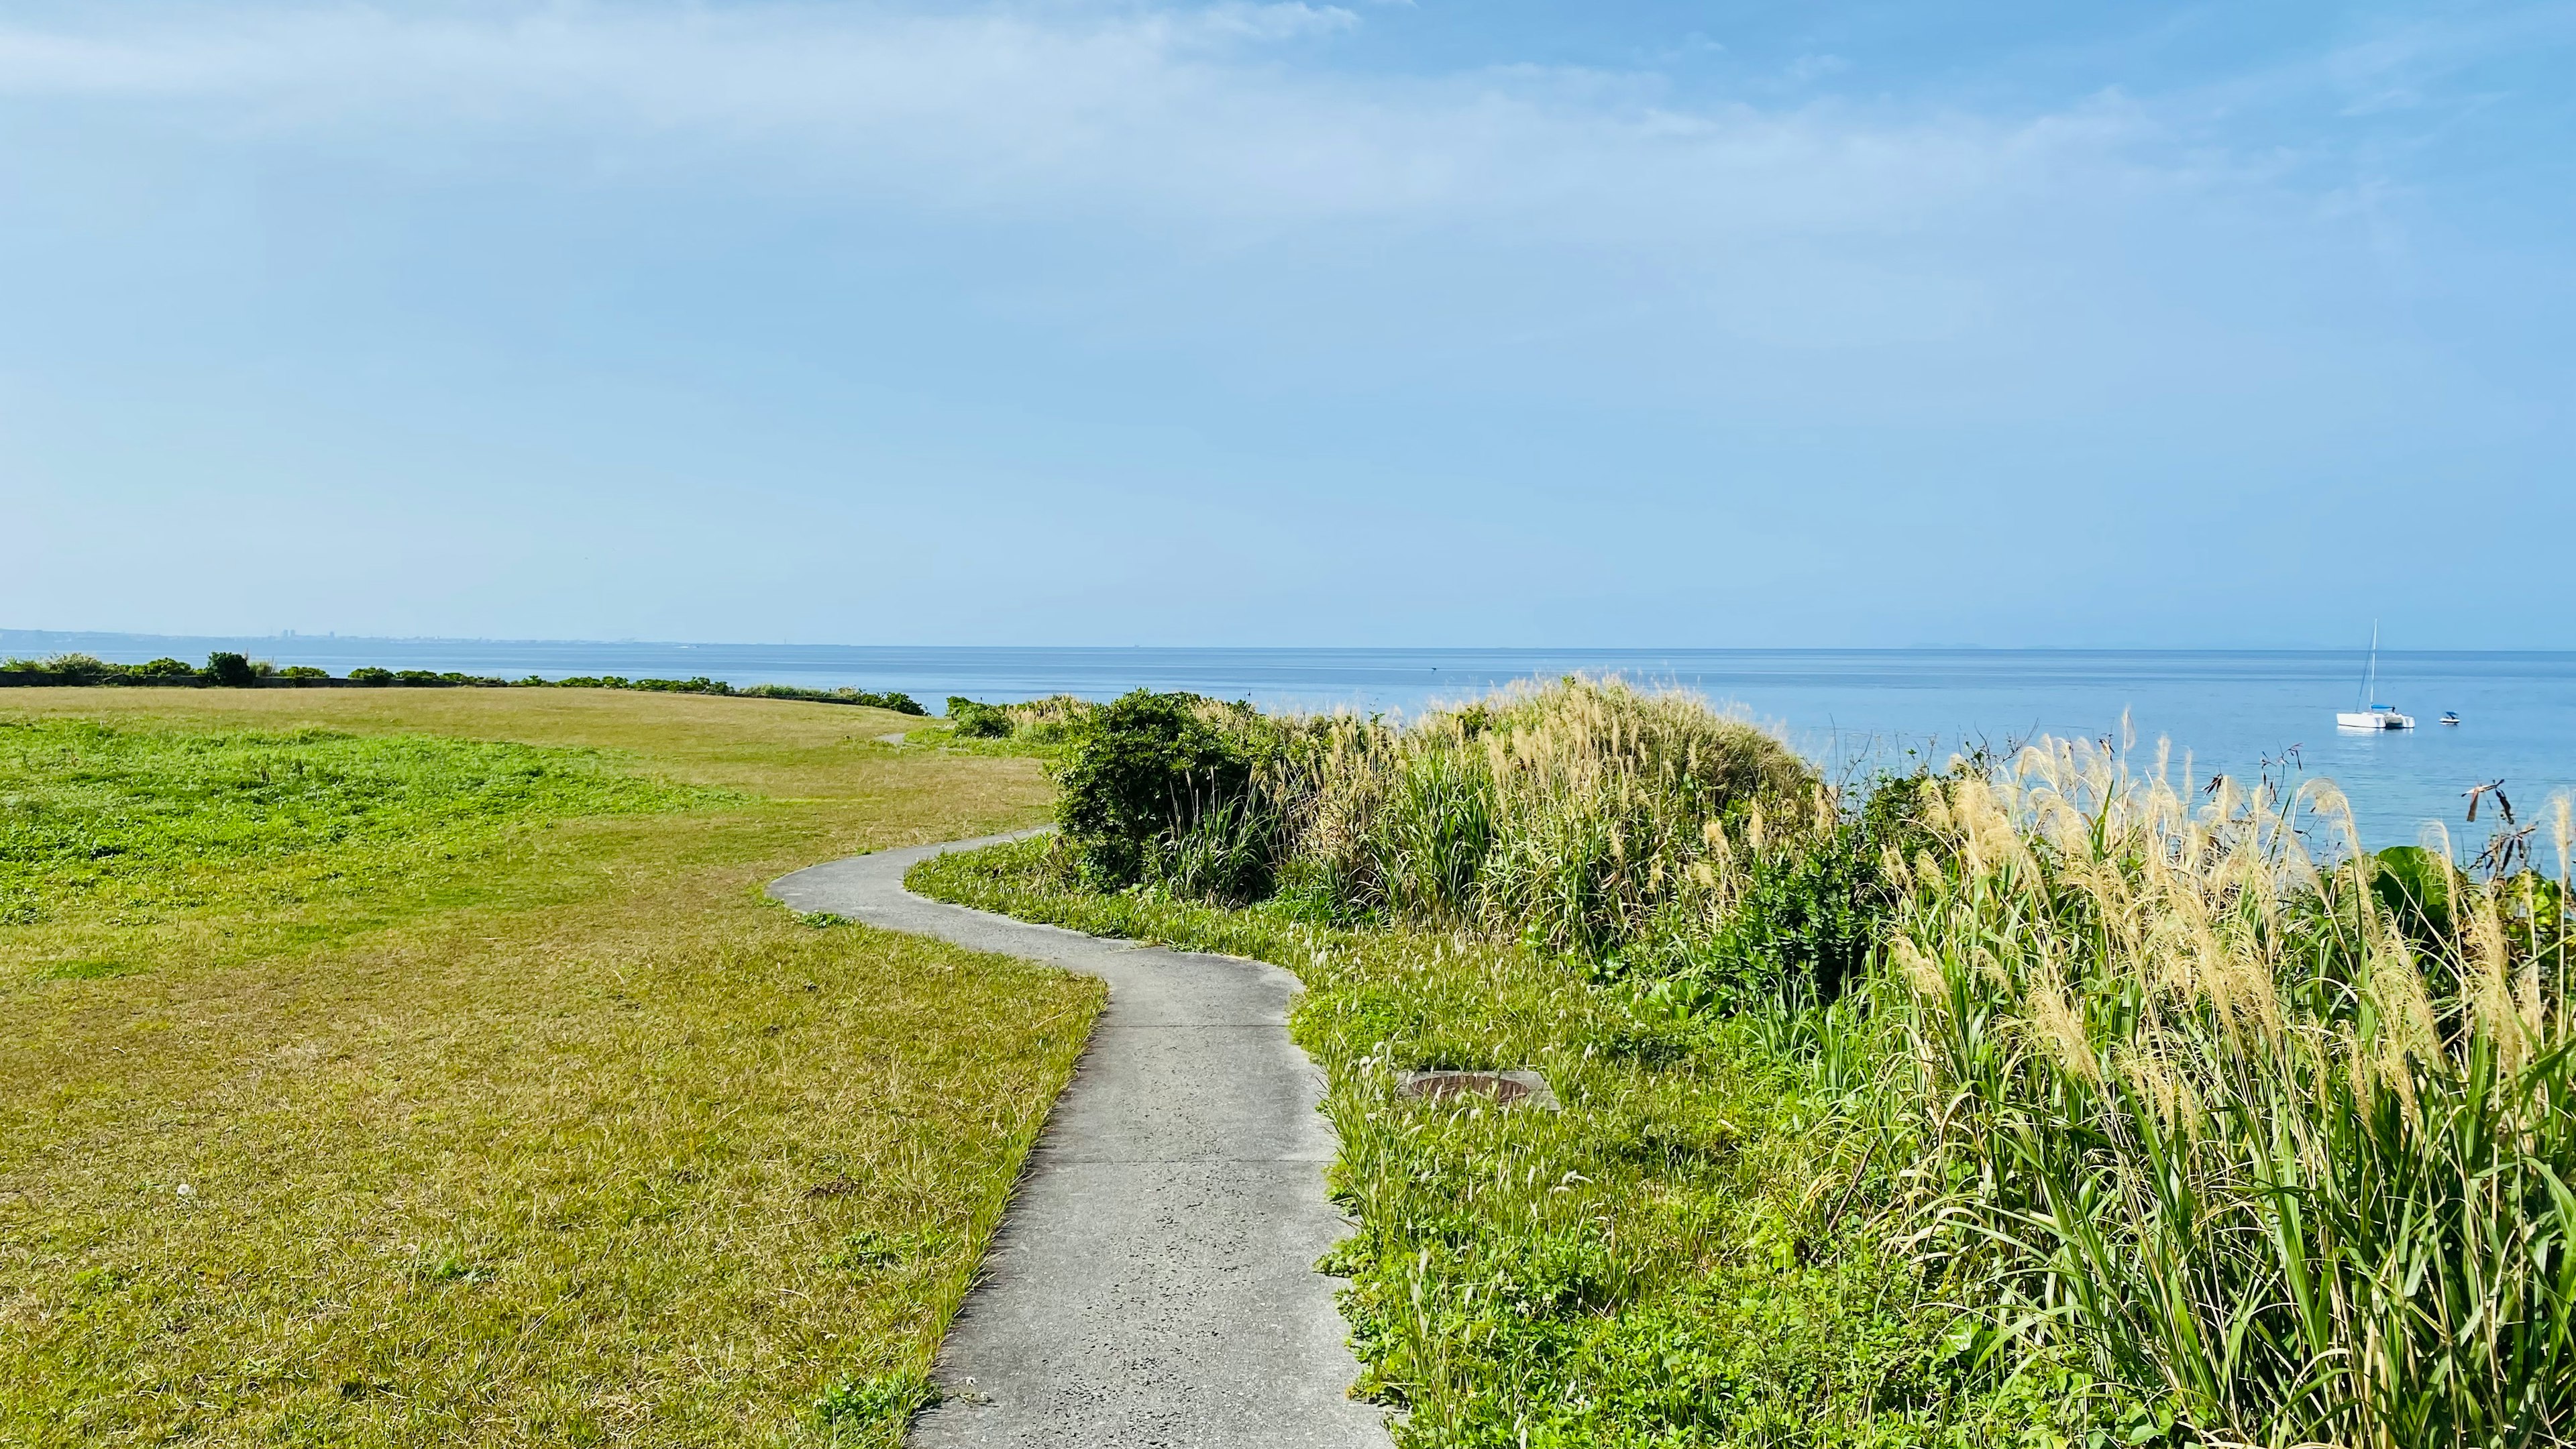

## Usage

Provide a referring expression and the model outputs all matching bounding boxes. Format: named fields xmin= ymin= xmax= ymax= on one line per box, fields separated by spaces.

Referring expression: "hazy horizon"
xmin=12 ymin=627 xmax=2576 ymax=657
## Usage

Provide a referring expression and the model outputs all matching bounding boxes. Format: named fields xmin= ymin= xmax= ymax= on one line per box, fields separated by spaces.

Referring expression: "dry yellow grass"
xmin=1887 ymin=737 xmax=2576 ymax=1443
xmin=0 ymin=688 xmax=1099 ymax=1446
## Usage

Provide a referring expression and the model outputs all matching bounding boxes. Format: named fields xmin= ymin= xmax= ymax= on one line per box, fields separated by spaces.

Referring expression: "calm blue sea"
xmin=11 ymin=631 xmax=2573 ymax=851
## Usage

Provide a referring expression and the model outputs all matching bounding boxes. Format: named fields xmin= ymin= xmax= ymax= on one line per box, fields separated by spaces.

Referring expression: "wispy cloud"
xmin=1 ymin=1 xmax=2562 ymax=398
xmin=0 ymin=0 xmax=2197 ymax=238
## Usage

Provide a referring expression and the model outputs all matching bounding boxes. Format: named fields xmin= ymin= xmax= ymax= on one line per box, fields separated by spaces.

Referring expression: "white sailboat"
xmin=2336 ymin=623 xmax=2414 ymax=731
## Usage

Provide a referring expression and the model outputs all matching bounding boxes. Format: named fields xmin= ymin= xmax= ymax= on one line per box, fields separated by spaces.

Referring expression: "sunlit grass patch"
xmin=0 ymin=716 xmax=714 ymax=938
xmin=0 ymin=690 xmax=1090 ymax=1448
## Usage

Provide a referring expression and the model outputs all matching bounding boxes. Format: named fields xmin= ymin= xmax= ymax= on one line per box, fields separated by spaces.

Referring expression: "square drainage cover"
xmin=1396 ymin=1069 xmax=1560 ymax=1110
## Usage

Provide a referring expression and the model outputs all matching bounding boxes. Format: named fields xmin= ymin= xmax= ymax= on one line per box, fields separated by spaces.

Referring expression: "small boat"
xmin=2441 ymin=712 xmax=2461 ymax=726
xmin=2336 ymin=624 xmax=2415 ymax=731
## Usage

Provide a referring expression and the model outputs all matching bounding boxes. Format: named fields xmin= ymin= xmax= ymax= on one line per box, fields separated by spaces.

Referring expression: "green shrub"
xmin=204 ymin=652 xmax=258 ymax=688
xmin=278 ymin=665 xmax=329 ymax=681
xmin=348 ymin=667 xmax=393 ymax=686
xmin=7 ymin=653 xmax=115 ymax=685
xmin=739 ymin=684 xmax=926 ymax=712
xmin=946 ymin=697 xmax=1016 ymax=738
xmin=630 ymin=676 xmax=731 ymax=695
xmin=1053 ymin=690 xmax=1275 ymax=898
xmin=133 ymin=657 xmax=199 ymax=678
xmin=1668 ymin=769 xmax=1940 ymax=1010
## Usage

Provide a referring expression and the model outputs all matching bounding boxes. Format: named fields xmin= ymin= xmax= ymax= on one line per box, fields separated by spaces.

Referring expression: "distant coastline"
xmin=9 ymin=631 xmax=2571 ymax=847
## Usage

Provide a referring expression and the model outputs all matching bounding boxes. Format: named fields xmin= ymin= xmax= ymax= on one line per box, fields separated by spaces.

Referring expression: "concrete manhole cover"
xmin=1396 ymin=1069 xmax=1559 ymax=1110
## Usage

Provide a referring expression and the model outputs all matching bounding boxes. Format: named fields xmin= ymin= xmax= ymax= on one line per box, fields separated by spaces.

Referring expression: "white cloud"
xmin=1 ymin=0 xmax=2557 ymax=411
xmin=0 ymin=0 xmax=2193 ymax=239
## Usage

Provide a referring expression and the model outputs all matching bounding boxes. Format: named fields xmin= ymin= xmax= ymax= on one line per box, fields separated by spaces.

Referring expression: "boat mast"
xmin=2364 ymin=621 xmax=2379 ymax=710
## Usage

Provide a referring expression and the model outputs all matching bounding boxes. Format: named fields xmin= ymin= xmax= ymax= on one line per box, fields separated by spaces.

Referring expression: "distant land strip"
xmin=0 ymin=652 xmax=929 ymax=714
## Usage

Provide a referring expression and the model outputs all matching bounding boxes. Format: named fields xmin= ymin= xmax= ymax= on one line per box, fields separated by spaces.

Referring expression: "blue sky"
xmin=3 ymin=1 xmax=2569 ymax=647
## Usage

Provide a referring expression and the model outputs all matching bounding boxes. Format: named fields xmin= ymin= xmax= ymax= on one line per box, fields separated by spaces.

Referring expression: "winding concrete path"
xmin=769 ymin=835 xmax=1390 ymax=1449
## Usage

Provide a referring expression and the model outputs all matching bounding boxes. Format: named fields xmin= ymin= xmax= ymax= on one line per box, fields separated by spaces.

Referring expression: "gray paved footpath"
xmin=769 ymin=835 xmax=1391 ymax=1449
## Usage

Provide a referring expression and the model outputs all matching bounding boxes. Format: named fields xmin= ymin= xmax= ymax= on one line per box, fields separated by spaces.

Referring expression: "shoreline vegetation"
xmin=910 ymin=677 xmax=2576 ymax=1448
xmin=0 ymin=651 xmax=930 ymax=714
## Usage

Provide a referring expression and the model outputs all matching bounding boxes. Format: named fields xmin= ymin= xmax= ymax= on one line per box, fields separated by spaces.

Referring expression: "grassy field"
xmin=0 ymin=688 xmax=1101 ymax=1447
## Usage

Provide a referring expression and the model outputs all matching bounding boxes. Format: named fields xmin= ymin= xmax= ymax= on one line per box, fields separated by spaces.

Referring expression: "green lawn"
xmin=0 ymin=689 xmax=1102 ymax=1447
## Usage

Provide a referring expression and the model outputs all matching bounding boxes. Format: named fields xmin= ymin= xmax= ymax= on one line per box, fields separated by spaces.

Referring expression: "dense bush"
xmin=627 ymin=675 xmax=727 ymax=694
xmin=349 ymin=667 xmax=393 ymax=685
xmin=947 ymin=696 xmax=1017 ymax=737
xmin=737 ymin=683 xmax=925 ymax=712
xmin=1053 ymin=690 xmax=1275 ymax=900
xmin=204 ymin=652 xmax=260 ymax=688
xmin=534 ymin=676 xmax=924 ymax=710
xmin=3 ymin=653 xmax=118 ymax=684
xmin=1650 ymin=767 xmax=1941 ymax=1010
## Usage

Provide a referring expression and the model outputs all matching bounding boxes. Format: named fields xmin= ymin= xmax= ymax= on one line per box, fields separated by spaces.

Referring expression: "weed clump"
xmin=946 ymin=696 xmax=1016 ymax=738
xmin=943 ymin=695 xmax=1092 ymax=741
xmin=813 ymin=1372 xmax=940 ymax=1436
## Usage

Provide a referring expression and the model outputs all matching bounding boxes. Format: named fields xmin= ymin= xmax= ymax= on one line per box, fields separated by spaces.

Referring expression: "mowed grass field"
xmin=0 ymin=688 xmax=1100 ymax=1447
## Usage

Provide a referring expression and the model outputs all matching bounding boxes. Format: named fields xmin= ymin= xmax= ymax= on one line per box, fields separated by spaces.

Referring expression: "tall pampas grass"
xmin=1885 ymin=735 xmax=2576 ymax=1447
xmin=1263 ymin=677 xmax=1813 ymax=951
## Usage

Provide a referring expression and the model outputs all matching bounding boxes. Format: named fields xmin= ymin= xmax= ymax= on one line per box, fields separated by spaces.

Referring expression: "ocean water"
xmin=11 ymin=632 xmax=2573 ymax=851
